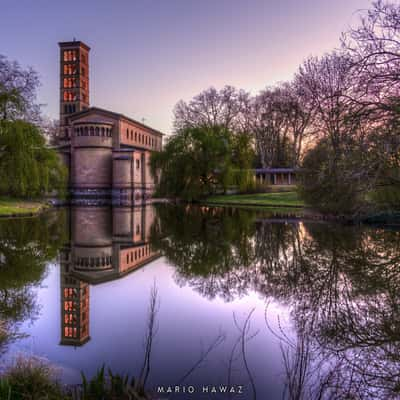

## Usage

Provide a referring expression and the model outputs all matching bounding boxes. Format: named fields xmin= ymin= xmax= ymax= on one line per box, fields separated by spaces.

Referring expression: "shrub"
xmin=370 ymin=185 xmax=400 ymax=211
xmin=1 ymin=355 xmax=67 ymax=399
xmin=298 ymin=141 xmax=368 ymax=215
xmin=0 ymin=359 xmax=151 ymax=399
xmin=0 ymin=320 xmax=7 ymax=345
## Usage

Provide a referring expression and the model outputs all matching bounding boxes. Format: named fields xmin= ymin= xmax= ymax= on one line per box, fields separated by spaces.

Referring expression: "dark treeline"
xmin=171 ymin=1 xmax=400 ymax=215
xmin=150 ymin=204 xmax=400 ymax=399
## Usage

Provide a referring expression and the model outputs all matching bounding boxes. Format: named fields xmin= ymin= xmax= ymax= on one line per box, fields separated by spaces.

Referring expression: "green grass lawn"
xmin=205 ymin=191 xmax=304 ymax=208
xmin=0 ymin=197 xmax=47 ymax=216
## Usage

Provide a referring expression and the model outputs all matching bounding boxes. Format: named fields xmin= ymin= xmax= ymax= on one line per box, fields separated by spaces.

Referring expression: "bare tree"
xmin=232 ymin=309 xmax=258 ymax=400
xmin=250 ymin=83 xmax=314 ymax=168
xmin=0 ymin=54 xmax=41 ymax=123
xmin=282 ymin=82 xmax=315 ymax=166
xmin=250 ymin=87 xmax=290 ymax=168
xmin=39 ymin=117 xmax=60 ymax=145
xmin=342 ymin=0 xmax=400 ymax=196
xmin=173 ymin=86 xmax=251 ymax=133
xmin=138 ymin=282 xmax=160 ymax=391
xmin=295 ymin=52 xmax=365 ymax=156
xmin=173 ymin=331 xmax=226 ymax=388
xmin=342 ymin=0 xmax=400 ymax=116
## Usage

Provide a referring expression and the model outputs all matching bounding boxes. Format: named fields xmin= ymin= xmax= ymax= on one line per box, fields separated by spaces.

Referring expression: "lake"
xmin=0 ymin=204 xmax=399 ymax=399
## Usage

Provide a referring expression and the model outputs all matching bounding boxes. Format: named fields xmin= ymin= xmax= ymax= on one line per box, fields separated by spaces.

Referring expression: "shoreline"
xmin=1 ymin=197 xmax=398 ymax=227
xmin=0 ymin=198 xmax=51 ymax=218
xmin=201 ymin=202 xmax=400 ymax=227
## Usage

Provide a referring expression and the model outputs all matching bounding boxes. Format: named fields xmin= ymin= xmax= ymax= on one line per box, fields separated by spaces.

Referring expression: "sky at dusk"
xmin=1 ymin=0 xmax=373 ymax=134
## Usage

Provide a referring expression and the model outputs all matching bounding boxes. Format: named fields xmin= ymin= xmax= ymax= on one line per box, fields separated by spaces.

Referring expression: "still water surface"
xmin=0 ymin=205 xmax=399 ymax=399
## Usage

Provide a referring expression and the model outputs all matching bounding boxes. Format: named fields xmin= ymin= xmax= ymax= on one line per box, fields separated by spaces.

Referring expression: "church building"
xmin=57 ymin=40 xmax=163 ymax=204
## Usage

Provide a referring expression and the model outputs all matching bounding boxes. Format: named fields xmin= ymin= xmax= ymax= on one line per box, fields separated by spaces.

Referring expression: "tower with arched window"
xmin=57 ymin=40 xmax=163 ymax=203
xmin=59 ymin=41 xmax=90 ymax=140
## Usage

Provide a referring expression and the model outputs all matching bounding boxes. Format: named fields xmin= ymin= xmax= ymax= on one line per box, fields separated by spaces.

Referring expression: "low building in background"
xmin=254 ymin=167 xmax=298 ymax=186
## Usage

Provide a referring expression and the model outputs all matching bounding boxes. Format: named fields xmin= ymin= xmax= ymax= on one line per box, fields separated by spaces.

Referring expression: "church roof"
xmin=254 ymin=168 xmax=299 ymax=173
xmin=58 ymin=40 xmax=90 ymax=51
xmin=69 ymin=107 xmax=164 ymax=136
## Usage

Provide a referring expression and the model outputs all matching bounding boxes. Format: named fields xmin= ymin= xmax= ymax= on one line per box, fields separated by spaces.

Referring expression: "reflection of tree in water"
xmin=151 ymin=205 xmax=303 ymax=301
xmin=151 ymin=204 xmax=259 ymax=301
xmin=288 ymin=225 xmax=400 ymax=399
xmin=0 ymin=210 xmax=68 ymax=351
xmin=152 ymin=204 xmax=400 ymax=399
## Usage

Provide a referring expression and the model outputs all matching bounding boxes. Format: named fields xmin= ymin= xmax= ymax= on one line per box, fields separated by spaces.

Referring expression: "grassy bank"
xmin=0 ymin=197 xmax=48 ymax=217
xmin=0 ymin=356 xmax=149 ymax=400
xmin=204 ymin=191 xmax=304 ymax=208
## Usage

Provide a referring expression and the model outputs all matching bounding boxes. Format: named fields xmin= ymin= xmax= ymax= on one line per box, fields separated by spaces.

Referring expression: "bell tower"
xmin=59 ymin=40 xmax=90 ymax=139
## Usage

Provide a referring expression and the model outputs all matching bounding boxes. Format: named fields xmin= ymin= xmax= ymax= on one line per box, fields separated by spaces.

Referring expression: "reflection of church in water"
xmin=59 ymin=206 xmax=160 ymax=346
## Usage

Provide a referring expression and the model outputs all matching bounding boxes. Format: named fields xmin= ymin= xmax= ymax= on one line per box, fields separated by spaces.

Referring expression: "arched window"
xmin=95 ymin=127 xmax=100 ymax=136
xmin=135 ymin=132 xmax=137 ymax=141
xmin=126 ymin=128 xmax=129 ymax=139
xmin=90 ymin=127 xmax=94 ymax=136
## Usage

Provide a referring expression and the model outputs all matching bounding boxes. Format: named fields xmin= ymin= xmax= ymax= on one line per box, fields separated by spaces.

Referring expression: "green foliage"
xmin=0 ymin=358 xmax=148 ymax=400
xmin=0 ymin=197 xmax=46 ymax=216
xmin=299 ymin=126 xmax=400 ymax=216
xmin=0 ymin=120 xmax=67 ymax=198
xmin=0 ymin=356 xmax=67 ymax=400
xmin=206 ymin=191 xmax=304 ymax=207
xmin=79 ymin=366 xmax=140 ymax=400
xmin=150 ymin=126 xmax=254 ymax=201
xmin=368 ymin=126 xmax=400 ymax=211
xmin=298 ymin=141 xmax=369 ymax=215
xmin=0 ymin=378 xmax=12 ymax=400
xmin=370 ymin=185 xmax=400 ymax=210
xmin=150 ymin=204 xmax=257 ymax=278
xmin=0 ymin=210 xmax=68 ymax=351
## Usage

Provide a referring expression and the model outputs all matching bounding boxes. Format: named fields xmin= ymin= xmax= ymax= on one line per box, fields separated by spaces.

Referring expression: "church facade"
xmin=57 ymin=40 xmax=163 ymax=204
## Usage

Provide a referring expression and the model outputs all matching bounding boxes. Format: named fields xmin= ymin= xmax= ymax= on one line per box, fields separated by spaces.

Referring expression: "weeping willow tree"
xmin=0 ymin=120 xmax=67 ymax=198
xmin=150 ymin=125 xmax=254 ymax=201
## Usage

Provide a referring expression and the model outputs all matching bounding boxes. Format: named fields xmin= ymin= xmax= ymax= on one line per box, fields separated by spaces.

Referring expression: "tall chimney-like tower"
xmin=58 ymin=40 xmax=90 ymax=139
